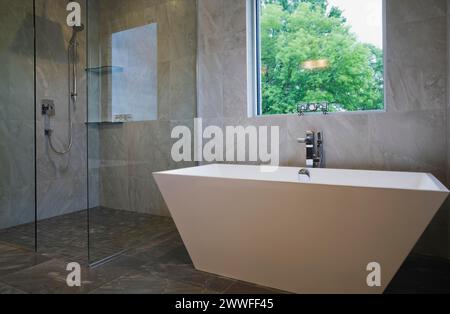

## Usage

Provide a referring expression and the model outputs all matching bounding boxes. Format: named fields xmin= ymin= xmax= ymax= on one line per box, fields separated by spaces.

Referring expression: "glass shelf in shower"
xmin=85 ymin=65 xmax=124 ymax=74
xmin=85 ymin=121 xmax=124 ymax=125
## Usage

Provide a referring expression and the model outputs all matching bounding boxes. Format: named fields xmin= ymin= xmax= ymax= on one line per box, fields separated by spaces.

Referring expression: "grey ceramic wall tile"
xmin=127 ymin=120 xmax=171 ymax=178
xmin=169 ymin=56 xmax=197 ymax=120
xmin=220 ymin=115 xmax=288 ymax=166
xmin=368 ymin=110 xmax=447 ymax=181
xmin=128 ymin=177 xmax=169 ymax=216
xmin=87 ymin=125 xmax=101 ymax=160
xmin=0 ymin=189 xmax=13 ymax=230
xmin=99 ymin=124 xmax=128 ymax=162
xmin=386 ymin=17 xmax=446 ymax=70
xmin=100 ymin=173 xmax=130 ymax=211
xmin=198 ymin=33 xmax=225 ymax=56
xmin=286 ymin=113 xmax=370 ymax=169
xmin=198 ymin=52 xmax=224 ymax=119
xmin=0 ymin=119 xmax=35 ymax=190
xmin=7 ymin=56 xmax=34 ymax=122
xmin=386 ymin=0 xmax=446 ymax=25
xmin=386 ymin=60 xmax=446 ymax=113
xmin=167 ymin=0 xmax=197 ymax=61
xmin=0 ymin=185 xmax=35 ymax=230
xmin=223 ymin=29 xmax=247 ymax=52
xmin=156 ymin=2 xmax=171 ymax=63
xmin=0 ymin=0 xmax=36 ymax=232
xmin=158 ymin=61 xmax=171 ymax=120
xmin=37 ymin=176 xmax=87 ymax=220
xmin=93 ymin=0 xmax=197 ymax=218
xmin=197 ymin=118 xmax=224 ymax=166
xmin=222 ymin=48 xmax=248 ymax=119
xmin=10 ymin=185 xmax=35 ymax=225
xmin=223 ymin=0 xmax=247 ymax=36
xmin=36 ymin=123 xmax=87 ymax=182
xmin=198 ymin=0 xmax=224 ymax=36
xmin=88 ymin=173 xmax=101 ymax=209
xmin=256 ymin=115 xmax=289 ymax=166
xmin=448 ymin=2 xmax=450 ymax=256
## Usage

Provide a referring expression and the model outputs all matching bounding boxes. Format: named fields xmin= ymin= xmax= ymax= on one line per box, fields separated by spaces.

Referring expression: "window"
xmin=254 ymin=0 xmax=385 ymax=115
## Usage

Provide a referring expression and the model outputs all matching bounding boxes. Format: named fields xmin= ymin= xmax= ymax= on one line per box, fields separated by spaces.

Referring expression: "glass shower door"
xmin=0 ymin=0 xmax=36 ymax=251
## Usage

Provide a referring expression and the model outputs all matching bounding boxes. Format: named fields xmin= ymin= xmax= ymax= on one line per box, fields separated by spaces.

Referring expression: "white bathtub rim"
xmin=154 ymin=164 xmax=449 ymax=194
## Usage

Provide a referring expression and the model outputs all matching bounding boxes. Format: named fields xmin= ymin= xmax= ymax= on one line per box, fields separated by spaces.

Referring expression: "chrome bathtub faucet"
xmin=297 ymin=131 xmax=324 ymax=168
xmin=298 ymin=168 xmax=310 ymax=178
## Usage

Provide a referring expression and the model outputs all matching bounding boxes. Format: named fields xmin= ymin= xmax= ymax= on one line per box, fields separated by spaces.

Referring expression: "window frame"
xmin=250 ymin=0 xmax=387 ymax=117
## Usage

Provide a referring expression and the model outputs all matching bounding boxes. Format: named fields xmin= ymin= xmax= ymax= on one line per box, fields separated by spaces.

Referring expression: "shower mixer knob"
xmin=41 ymin=99 xmax=55 ymax=117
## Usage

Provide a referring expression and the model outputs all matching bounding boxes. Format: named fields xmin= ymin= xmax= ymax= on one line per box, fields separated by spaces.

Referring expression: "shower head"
xmin=69 ymin=24 xmax=85 ymax=45
xmin=73 ymin=24 xmax=85 ymax=33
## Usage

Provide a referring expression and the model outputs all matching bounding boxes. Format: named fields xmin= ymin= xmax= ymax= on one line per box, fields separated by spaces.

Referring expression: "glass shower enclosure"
xmin=0 ymin=0 xmax=36 ymax=252
xmin=0 ymin=0 xmax=197 ymax=266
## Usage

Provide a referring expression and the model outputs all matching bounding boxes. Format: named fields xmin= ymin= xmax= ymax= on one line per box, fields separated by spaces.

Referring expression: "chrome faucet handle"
xmin=317 ymin=132 xmax=323 ymax=144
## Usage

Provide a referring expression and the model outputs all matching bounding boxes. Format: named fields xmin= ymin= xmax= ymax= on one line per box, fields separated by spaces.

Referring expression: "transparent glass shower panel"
xmin=87 ymin=0 xmax=197 ymax=264
xmin=35 ymin=0 xmax=88 ymax=261
xmin=0 ymin=0 xmax=36 ymax=250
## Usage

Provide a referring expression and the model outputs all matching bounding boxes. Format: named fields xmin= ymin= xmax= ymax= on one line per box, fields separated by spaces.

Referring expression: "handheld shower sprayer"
xmin=43 ymin=24 xmax=84 ymax=155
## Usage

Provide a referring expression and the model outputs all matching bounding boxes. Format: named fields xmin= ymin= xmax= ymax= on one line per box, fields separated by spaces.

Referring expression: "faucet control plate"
xmin=42 ymin=99 xmax=55 ymax=117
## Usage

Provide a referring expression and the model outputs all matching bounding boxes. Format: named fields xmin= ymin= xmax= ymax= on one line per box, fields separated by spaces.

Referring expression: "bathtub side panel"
xmin=154 ymin=173 xmax=448 ymax=294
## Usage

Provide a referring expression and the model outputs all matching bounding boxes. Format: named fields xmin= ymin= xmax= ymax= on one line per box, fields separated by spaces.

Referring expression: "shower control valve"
xmin=42 ymin=99 xmax=56 ymax=117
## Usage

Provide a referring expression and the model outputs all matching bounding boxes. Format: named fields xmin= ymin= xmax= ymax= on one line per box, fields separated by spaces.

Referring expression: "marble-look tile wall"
xmin=35 ymin=0 xmax=88 ymax=221
xmin=197 ymin=0 xmax=449 ymax=258
xmin=447 ymin=0 xmax=450 ymax=261
xmin=0 ymin=0 xmax=35 ymax=230
xmin=89 ymin=0 xmax=197 ymax=216
xmin=1 ymin=0 xmax=88 ymax=230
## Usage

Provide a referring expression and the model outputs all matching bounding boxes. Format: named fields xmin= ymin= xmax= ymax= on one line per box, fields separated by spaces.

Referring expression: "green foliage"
xmin=259 ymin=0 xmax=384 ymax=114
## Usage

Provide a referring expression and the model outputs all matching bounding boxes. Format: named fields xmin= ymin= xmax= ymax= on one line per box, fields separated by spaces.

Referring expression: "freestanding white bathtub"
xmin=154 ymin=164 xmax=449 ymax=294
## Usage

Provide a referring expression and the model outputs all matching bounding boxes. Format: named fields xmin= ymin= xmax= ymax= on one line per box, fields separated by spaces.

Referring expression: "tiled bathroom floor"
xmin=0 ymin=208 xmax=449 ymax=294
xmin=0 ymin=208 xmax=281 ymax=294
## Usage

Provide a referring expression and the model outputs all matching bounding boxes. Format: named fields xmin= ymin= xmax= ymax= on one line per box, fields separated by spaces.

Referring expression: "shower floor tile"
xmin=0 ymin=243 xmax=49 ymax=278
xmin=0 ymin=258 xmax=107 ymax=294
xmin=0 ymin=281 xmax=26 ymax=294
xmin=90 ymin=271 xmax=214 ymax=294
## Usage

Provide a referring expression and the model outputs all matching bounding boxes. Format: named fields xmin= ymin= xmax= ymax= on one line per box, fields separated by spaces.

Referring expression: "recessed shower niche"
xmin=87 ymin=23 xmax=158 ymax=123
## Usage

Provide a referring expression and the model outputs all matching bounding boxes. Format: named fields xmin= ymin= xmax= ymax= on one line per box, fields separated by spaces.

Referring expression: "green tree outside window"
xmin=259 ymin=0 xmax=384 ymax=114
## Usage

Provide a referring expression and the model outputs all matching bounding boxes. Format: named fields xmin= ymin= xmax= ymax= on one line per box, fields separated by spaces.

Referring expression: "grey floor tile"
xmin=141 ymin=263 xmax=235 ymax=293
xmin=0 ymin=258 xmax=122 ymax=294
xmin=224 ymin=281 xmax=285 ymax=294
xmin=0 ymin=243 xmax=49 ymax=278
xmin=90 ymin=270 xmax=215 ymax=294
xmin=0 ymin=281 xmax=27 ymax=294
